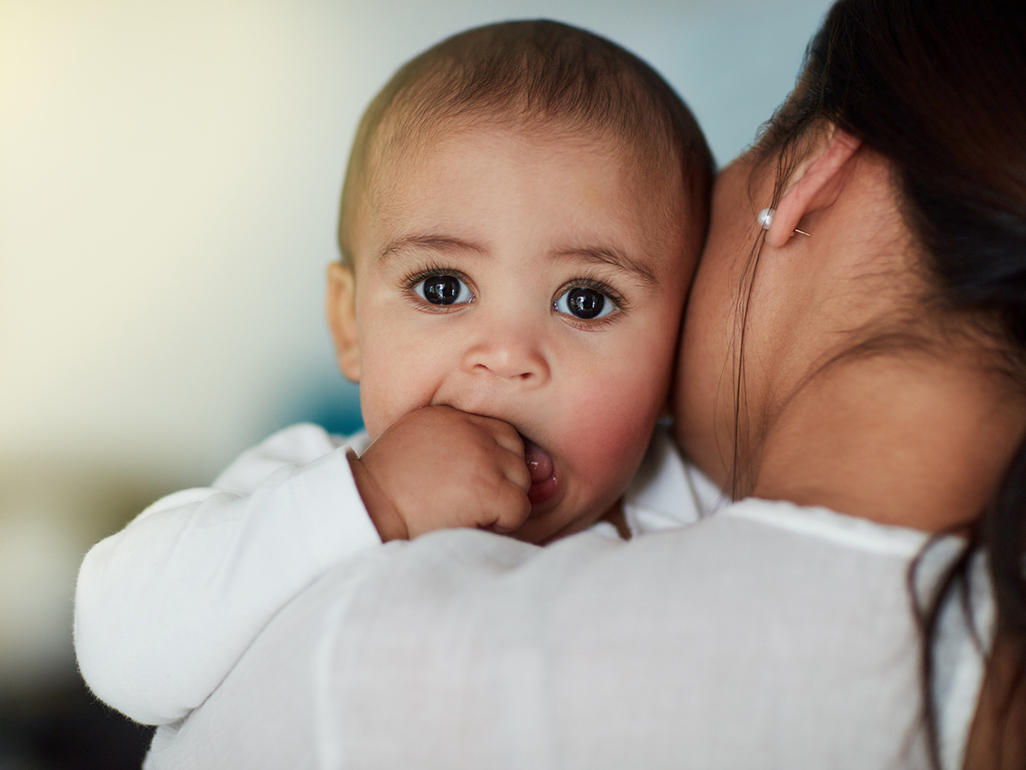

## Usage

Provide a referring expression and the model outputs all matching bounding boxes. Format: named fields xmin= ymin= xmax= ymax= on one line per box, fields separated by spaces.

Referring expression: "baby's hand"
xmin=348 ymin=406 xmax=532 ymax=541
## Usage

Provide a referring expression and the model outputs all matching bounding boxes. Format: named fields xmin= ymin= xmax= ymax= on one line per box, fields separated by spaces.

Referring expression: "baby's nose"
xmin=460 ymin=331 xmax=550 ymax=385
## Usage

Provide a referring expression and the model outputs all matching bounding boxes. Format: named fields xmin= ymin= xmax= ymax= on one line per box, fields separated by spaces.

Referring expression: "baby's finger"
xmin=500 ymin=449 xmax=532 ymax=491
xmin=462 ymin=413 xmax=524 ymax=457
xmin=491 ymin=423 xmax=525 ymax=458
xmin=486 ymin=483 xmax=532 ymax=533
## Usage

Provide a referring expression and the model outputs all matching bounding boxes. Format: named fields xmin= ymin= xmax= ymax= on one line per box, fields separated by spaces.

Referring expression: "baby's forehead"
xmin=351 ymin=119 xmax=695 ymax=277
xmin=369 ymin=115 xmax=686 ymax=214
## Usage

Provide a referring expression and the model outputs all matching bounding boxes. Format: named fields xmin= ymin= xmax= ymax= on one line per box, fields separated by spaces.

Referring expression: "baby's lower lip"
xmin=522 ymin=436 xmax=559 ymax=507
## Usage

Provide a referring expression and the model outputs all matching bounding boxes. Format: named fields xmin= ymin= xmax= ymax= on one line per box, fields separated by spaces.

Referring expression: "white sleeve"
xmin=73 ymin=424 xmax=381 ymax=726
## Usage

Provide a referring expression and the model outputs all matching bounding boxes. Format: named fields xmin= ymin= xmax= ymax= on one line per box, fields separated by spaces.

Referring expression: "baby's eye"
xmin=414 ymin=274 xmax=473 ymax=306
xmin=553 ymin=286 xmax=618 ymax=321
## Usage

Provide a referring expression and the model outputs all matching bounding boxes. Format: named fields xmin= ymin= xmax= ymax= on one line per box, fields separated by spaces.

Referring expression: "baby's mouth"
xmin=521 ymin=435 xmax=559 ymax=507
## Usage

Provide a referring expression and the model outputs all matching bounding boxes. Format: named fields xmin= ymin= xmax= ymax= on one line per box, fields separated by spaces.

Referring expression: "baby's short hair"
xmin=338 ymin=19 xmax=713 ymax=265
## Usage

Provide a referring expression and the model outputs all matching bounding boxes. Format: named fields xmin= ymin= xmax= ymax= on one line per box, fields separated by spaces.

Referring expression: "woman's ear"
xmin=326 ymin=262 xmax=362 ymax=382
xmin=765 ymin=127 xmax=862 ymax=248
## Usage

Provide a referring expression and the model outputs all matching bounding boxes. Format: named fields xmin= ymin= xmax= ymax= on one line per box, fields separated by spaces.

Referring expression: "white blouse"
xmin=143 ymin=497 xmax=989 ymax=770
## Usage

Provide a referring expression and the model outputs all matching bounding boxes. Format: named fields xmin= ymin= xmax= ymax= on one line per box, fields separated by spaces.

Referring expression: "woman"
xmin=144 ymin=1 xmax=1024 ymax=767
xmin=674 ymin=1 xmax=1026 ymax=767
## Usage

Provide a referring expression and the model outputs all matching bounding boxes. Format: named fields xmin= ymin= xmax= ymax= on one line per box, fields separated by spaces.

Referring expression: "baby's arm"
xmin=75 ymin=409 xmax=533 ymax=725
xmin=74 ymin=424 xmax=381 ymax=725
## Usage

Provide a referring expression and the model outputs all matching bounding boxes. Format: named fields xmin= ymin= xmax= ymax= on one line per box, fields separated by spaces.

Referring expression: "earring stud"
xmin=757 ymin=207 xmax=811 ymax=237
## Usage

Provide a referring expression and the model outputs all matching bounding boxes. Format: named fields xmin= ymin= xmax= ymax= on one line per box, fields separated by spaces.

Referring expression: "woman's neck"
xmin=751 ymin=353 xmax=1026 ymax=532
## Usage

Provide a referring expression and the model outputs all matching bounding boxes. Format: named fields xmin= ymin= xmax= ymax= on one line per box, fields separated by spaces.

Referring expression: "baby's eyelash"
xmin=561 ymin=276 xmax=630 ymax=312
xmin=398 ymin=262 xmax=470 ymax=291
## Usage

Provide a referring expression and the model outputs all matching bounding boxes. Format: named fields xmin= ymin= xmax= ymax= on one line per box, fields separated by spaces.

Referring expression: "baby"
xmin=74 ymin=19 xmax=714 ymax=726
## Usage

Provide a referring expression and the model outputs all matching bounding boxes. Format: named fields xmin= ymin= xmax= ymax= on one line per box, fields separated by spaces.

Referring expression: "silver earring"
xmin=757 ymin=207 xmax=811 ymax=237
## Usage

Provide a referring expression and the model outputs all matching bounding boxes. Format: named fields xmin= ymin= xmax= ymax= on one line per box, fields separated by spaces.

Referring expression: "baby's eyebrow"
xmin=379 ymin=234 xmax=486 ymax=261
xmin=379 ymin=235 xmax=657 ymax=287
xmin=552 ymin=246 xmax=657 ymax=287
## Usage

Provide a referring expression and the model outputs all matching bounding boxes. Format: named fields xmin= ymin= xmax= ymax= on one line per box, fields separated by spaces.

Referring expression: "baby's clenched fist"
xmin=348 ymin=406 xmax=532 ymax=541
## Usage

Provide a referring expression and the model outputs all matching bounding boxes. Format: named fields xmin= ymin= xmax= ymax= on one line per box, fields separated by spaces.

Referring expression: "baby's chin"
xmin=511 ymin=501 xmax=614 ymax=545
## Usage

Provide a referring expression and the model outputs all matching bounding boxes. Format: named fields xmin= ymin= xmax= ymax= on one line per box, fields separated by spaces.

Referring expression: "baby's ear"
xmin=326 ymin=262 xmax=361 ymax=382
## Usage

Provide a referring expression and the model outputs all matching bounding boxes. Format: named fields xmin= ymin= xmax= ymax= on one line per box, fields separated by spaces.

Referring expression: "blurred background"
xmin=1 ymin=0 xmax=831 ymax=765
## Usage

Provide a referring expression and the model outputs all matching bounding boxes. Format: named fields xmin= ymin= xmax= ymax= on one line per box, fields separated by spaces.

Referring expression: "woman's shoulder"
xmin=719 ymin=496 xmax=945 ymax=557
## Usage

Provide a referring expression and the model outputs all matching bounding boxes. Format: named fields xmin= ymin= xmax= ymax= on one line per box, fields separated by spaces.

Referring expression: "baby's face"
xmin=332 ymin=125 xmax=695 ymax=542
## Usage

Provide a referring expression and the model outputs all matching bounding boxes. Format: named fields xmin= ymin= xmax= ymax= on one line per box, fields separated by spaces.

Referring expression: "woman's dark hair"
xmin=750 ymin=0 xmax=1026 ymax=767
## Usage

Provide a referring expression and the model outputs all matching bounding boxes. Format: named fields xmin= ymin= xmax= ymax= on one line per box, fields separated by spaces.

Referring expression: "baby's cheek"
xmin=357 ymin=366 xmax=421 ymax=442
xmin=567 ymin=385 xmax=661 ymax=489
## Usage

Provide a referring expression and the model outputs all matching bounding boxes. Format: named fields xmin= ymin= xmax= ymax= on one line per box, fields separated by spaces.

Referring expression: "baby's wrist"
xmin=346 ymin=449 xmax=409 ymax=542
